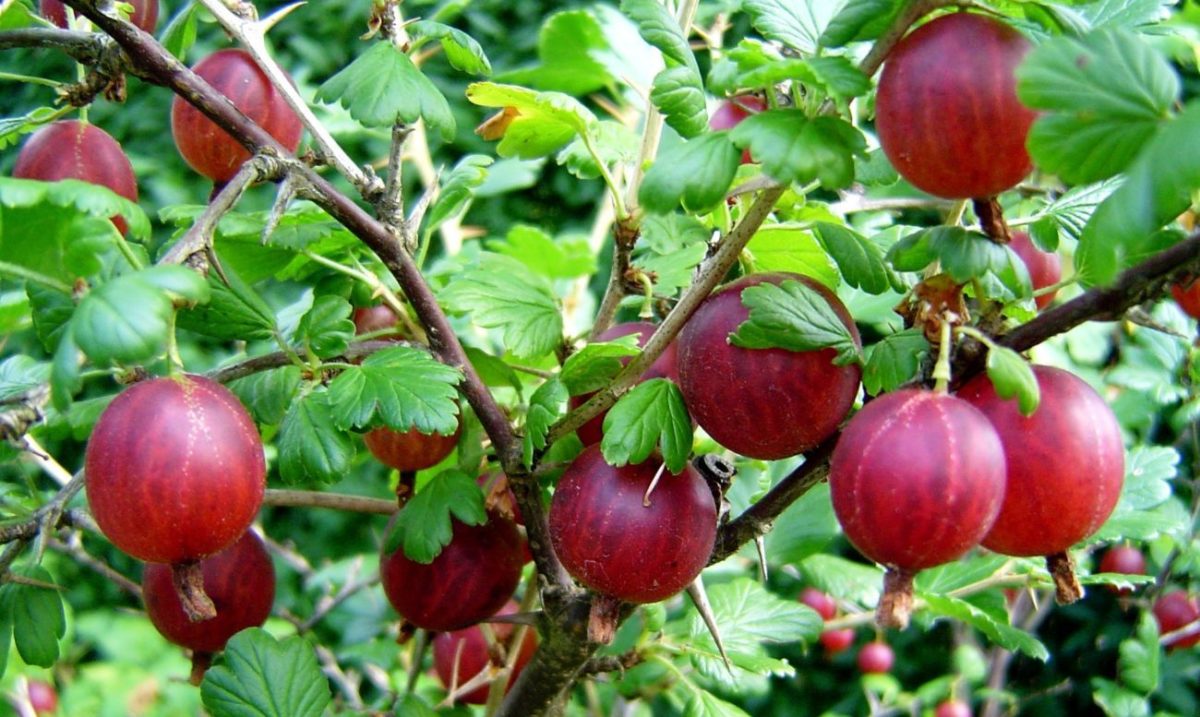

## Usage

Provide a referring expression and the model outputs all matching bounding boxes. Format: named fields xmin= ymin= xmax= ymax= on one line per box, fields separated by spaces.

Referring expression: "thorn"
xmin=687 ymin=577 xmax=733 ymax=678
xmin=755 ymin=535 xmax=769 ymax=582
xmin=256 ymin=1 xmax=305 ymax=34
xmin=643 ymin=462 xmax=667 ymax=507
xmin=262 ymin=174 xmax=299 ymax=245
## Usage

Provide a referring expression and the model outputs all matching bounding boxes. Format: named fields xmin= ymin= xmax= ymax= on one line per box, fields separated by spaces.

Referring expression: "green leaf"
xmin=4 ymin=566 xmax=65 ymax=667
xmin=639 ymin=133 xmax=739 ymax=214
xmin=813 ymin=222 xmax=897 ymax=294
xmin=739 ymin=58 xmax=869 ymax=101
xmin=1095 ymin=446 xmax=1181 ymax=542
xmin=462 ymin=346 xmax=523 ymax=394
xmin=488 ymin=224 xmax=596 ymax=279
xmin=200 ymin=628 xmax=331 ymax=717
xmin=50 ymin=323 xmax=82 ymax=411
xmin=73 ymin=273 xmax=174 ymax=364
xmin=888 ymin=227 xmax=1014 ymax=284
xmin=557 ymin=121 xmax=640 ymax=181
xmin=326 ymin=346 xmax=461 ymax=432
xmin=388 ymin=470 xmax=487 ymax=562
xmin=466 ymin=82 xmax=596 ymax=159
xmin=0 ymin=176 xmax=150 ymax=240
xmin=26 ymin=283 xmax=74 ymax=352
xmin=497 ymin=10 xmax=617 ymax=95
xmin=862 ymin=329 xmax=930 ymax=396
xmin=985 ymin=346 xmax=1041 ymax=416
xmin=764 ymin=483 xmax=839 ymax=564
xmin=1076 ymin=101 xmax=1200 ymax=286
xmin=408 ymin=20 xmax=492 ymax=76
xmin=392 ymin=694 xmax=438 ymax=717
xmin=228 ymin=367 xmax=302 ymax=426
xmin=1017 ymin=29 xmax=1178 ymax=185
xmin=315 ymin=42 xmax=455 ymax=137
xmin=915 ymin=555 xmax=1010 ymax=594
xmin=684 ymin=690 xmax=752 ymax=717
xmin=277 ymin=389 xmax=356 ymax=485
xmin=619 ymin=0 xmax=698 ymax=74
xmin=161 ymin=3 xmax=198 ymax=58
xmin=743 ymin=0 xmax=838 ymax=55
xmin=600 ymin=379 xmax=693 ymax=473
xmin=561 ymin=335 xmax=641 ymax=395
xmin=523 ymin=378 xmax=568 ymax=468
xmin=176 ymin=262 xmax=277 ymax=341
xmin=1118 ymin=612 xmax=1160 ymax=695
xmin=820 ymin=0 xmax=906 ymax=47
xmin=650 ymin=66 xmax=708 ymax=139
xmin=0 ymin=354 xmax=50 ymax=402
xmin=730 ymin=279 xmax=861 ymax=365
xmin=296 ymin=294 xmax=355 ymax=359
xmin=745 ymin=225 xmax=840 ymax=289
xmin=137 ymin=266 xmax=210 ymax=303
xmin=0 ymin=599 xmax=10 ymax=679
xmin=425 ymin=155 xmax=493 ymax=234
xmin=1092 ymin=677 xmax=1152 ymax=717
xmin=922 ymin=593 xmax=1049 ymax=661
xmin=799 ymin=555 xmax=883 ymax=606
xmin=729 ymin=111 xmax=865 ymax=188
xmin=441 ymin=253 xmax=563 ymax=359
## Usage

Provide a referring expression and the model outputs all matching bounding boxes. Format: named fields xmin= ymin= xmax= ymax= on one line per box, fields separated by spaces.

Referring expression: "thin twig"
xmin=263 ymin=489 xmax=398 ymax=515
xmin=48 ymin=534 xmax=142 ymax=598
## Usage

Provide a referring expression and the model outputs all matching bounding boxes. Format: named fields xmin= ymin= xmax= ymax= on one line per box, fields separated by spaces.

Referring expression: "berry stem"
xmin=876 ymin=567 xmax=916 ymax=630
xmin=1046 ymin=551 xmax=1083 ymax=604
xmin=587 ymin=594 xmax=623 ymax=645
xmin=171 ymin=560 xmax=217 ymax=622
xmin=189 ymin=651 xmax=214 ymax=686
xmin=933 ymin=317 xmax=953 ymax=394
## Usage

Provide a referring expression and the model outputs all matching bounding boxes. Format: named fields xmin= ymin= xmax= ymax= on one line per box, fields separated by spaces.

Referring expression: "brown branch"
xmin=263 ymin=489 xmax=398 ymax=515
xmin=204 ymin=339 xmax=415 ymax=384
xmin=0 ymin=27 xmax=114 ymax=67
xmin=48 ymin=535 xmax=142 ymax=598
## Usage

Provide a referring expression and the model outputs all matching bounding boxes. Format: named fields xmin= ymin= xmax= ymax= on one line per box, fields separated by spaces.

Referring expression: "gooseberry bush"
xmin=0 ymin=1 xmax=1199 ymax=716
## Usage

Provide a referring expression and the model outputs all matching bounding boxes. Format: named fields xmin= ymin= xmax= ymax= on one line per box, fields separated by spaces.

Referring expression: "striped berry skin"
xmin=548 ymin=445 xmax=717 ymax=604
xmin=1008 ymin=232 xmax=1062 ymax=310
xmin=364 ymin=424 xmax=460 ymax=472
xmin=171 ymin=49 xmax=303 ymax=182
xmin=41 ymin=0 xmax=158 ymax=32
xmin=86 ymin=375 xmax=265 ymax=564
xmin=958 ymin=366 xmax=1124 ymax=557
xmin=677 ymin=272 xmax=861 ymax=460
xmin=570 ymin=321 xmax=679 ymax=446
xmin=143 ymin=530 xmax=275 ymax=653
xmin=380 ymin=513 xmax=524 ymax=631
xmin=830 ymin=390 xmax=1006 ymax=570
xmin=875 ymin=12 xmax=1037 ymax=199
xmin=13 ymin=120 xmax=138 ymax=234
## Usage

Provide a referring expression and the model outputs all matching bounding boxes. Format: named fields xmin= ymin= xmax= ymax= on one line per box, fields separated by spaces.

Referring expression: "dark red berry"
xmin=1153 ymin=591 xmax=1200 ymax=650
xmin=799 ymin=587 xmax=837 ymax=621
xmin=1099 ymin=545 xmax=1146 ymax=593
xmin=1171 ymin=278 xmax=1200 ymax=319
xmin=830 ymin=389 xmax=1006 ymax=628
xmin=142 ymin=530 xmax=275 ymax=654
xmin=548 ymin=445 xmax=717 ymax=603
xmin=710 ymin=96 xmax=766 ymax=164
xmin=570 ymin=321 xmax=678 ymax=446
xmin=819 ymin=628 xmax=855 ymax=655
xmin=380 ymin=513 xmax=524 ymax=631
xmin=935 ymin=700 xmax=973 ymax=717
xmin=857 ymin=641 xmax=895 ymax=674
xmin=364 ymin=423 xmax=460 ymax=472
xmin=41 ymin=0 xmax=158 ymax=32
xmin=26 ymin=679 xmax=58 ymax=715
xmin=171 ymin=49 xmax=303 ymax=182
xmin=677 ymin=273 xmax=861 ymax=460
xmin=958 ymin=366 xmax=1124 ymax=558
xmin=432 ymin=600 xmax=538 ymax=705
xmin=352 ymin=304 xmax=403 ymax=338
xmin=13 ymin=120 xmax=138 ymax=234
xmin=86 ymin=375 xmax=265 ymax=564
xmin=876 ymin=13 xmax=1036 ymax=199
xmin=1009 ymin=231 xmax=1062 ymax=310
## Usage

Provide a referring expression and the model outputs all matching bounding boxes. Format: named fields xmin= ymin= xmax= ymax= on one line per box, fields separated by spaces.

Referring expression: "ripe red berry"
xmin=26 ymin=679 xmax=58 ymax=715
xmin=875 ymin=12 xmax=1037 ymax=199
xmin=12 ymin=120 xmax=138 ymax=234
xmin=432 ymin=600 xmax=538 ymax=704
xmin=364 ymin=423 xmax=460 ymax=472
xmin=41 ymin=0 xmax=158 ymax=33
xmin=958 ymin=366 xmax=1124 ymax=559
xmin=569 ymin=321 xmax=678 ymax=446
xmin=352 ymin=304 xmax=403 ymax=338
xmin=857 ymin=641 xmax=895 ymax=675
xmin=1099 ymin=545 xmax=1146 ymax=582
xmin=1153 ymin=591 xmax=1200 ymax=650
xmin=1008 ymin=231 xmax=1062 ymax=310
xmin=710 ymin=96 xmax=766 ymax=164
xmin=935 ymin=699 xmax=973 ymax=717
xmin=86 ymin=375 xmax=265 ymax=565
xmin=142 ymin=530 xmax=275 ymax=654
xmin=819 ymin=628 xmax=855 ymax=655
xmin=799 ymin=587 xmax=837 ymax=621
xmin=548 ymin=445 xmax=717 ymax=603
xmin=171 ymin=48 xmax=303 ymax=182
xmin=677 ymin=273 xmax=861 ymax=460
xmin=380 ymin=512 xmax=524 ymax=631
xmin=830 ymin=389 xmax=1006 ymax=627
xmin=1170 ymin=278 xmax=1200 ymax=319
